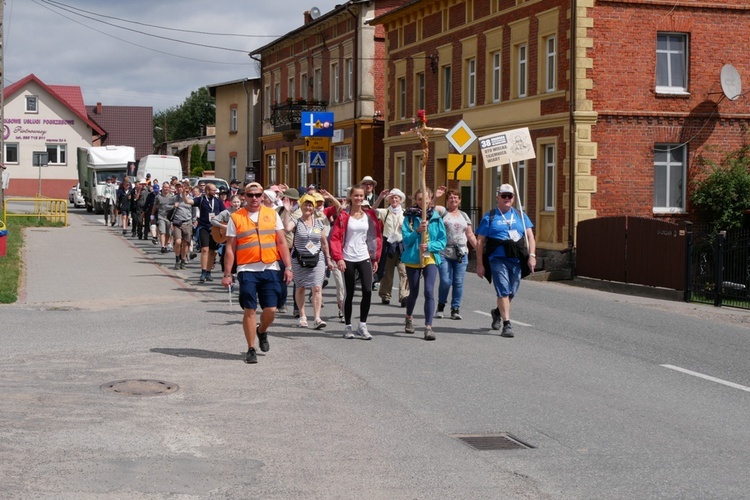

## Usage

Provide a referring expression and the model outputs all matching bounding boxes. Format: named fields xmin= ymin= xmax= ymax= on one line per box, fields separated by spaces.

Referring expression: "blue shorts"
xmin=238 ymin=270 xmax=282 ymax=310
xmin=490 ymin=257 xmax=522 ymax=299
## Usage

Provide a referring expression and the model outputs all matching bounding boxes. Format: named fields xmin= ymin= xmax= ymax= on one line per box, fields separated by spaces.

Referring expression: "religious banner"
xmin=478 ymin=127 xmax=536 ymax=168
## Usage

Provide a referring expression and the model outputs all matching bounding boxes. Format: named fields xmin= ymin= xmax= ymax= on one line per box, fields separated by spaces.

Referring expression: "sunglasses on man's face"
xmin=244 ymin=192 xmax=263 ymax=198
xmin=499 ymin=193 xmax=514 ymax=199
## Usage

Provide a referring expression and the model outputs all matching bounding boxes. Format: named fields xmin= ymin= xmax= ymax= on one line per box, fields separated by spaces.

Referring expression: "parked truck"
xmin=136 ymin=154 xmax=182 ymax=184
xmin=77 ymin=145 xmax=136 ymax=213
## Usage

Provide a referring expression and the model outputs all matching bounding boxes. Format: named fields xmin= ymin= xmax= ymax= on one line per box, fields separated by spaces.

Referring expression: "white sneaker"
xmin=313 ymin=318 xmax=327 ymax=330
xmin=343 ymin=325 xmax=355 ymax=339
xmin=355 ymin=324 xmax=372 ymax=340
xmin=298 ymin=317 xmax=308 ymax=328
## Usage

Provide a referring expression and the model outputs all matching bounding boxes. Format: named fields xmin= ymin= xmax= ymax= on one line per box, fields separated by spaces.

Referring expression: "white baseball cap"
xmin=497 ymin=184 xmax=515 ymax=195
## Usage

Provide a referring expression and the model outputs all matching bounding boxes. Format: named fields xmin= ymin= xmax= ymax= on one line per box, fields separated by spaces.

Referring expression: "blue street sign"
xmin=301 ymin=112 xmax=334 ymax=137
xmin=309 ymin=151 xmax=327 ymax=168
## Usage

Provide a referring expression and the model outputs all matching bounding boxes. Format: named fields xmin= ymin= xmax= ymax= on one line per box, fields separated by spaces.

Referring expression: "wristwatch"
xmin=529 ymin=253 xmax=536 ymax=258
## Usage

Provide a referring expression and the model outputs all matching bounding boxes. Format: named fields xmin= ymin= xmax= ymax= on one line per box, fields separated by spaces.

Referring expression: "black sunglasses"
xmin=244 ymin=192 xmax=263 ymax=198
xmin=499 ymin=193 xmax=514 ymax=199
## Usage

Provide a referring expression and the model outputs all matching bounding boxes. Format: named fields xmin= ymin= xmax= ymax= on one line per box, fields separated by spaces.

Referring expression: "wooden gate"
xmin=576 ymin=216 xmax=686 ymax=290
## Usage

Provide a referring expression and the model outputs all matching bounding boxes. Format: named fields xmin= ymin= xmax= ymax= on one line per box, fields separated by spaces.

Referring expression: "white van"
xmin=137 ymin=155 xmax=183 ymax=183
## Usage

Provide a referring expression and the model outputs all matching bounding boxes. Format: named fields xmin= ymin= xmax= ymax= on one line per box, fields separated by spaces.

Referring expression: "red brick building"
xmin=250 ymin=1 xmax=404 ymax=195
xmin=372 ymin=0 xmax=750 ymax=269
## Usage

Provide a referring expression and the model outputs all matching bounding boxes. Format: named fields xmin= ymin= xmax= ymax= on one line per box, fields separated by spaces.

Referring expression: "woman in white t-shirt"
xmin=329 ymin=185 xmax=382 ymax=340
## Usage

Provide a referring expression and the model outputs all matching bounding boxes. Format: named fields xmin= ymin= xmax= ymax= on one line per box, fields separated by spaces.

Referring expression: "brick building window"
xmin=345 ymin=59 xmax=353 ymax=100
xmin=545 ymin=36 xmax=557 ymax=92
xmin=264 ymin=85 xmax=271 ymax=119
xmin=297 ymin=150 xmax=307 ymax=188
xmin=543 ymin=144 xmax=555 ymax=211
xmin=314 ymin=68 xmax=323 ymax=101
xmin=656 ymin=34 xmax=687 ymax=94
xmin=288 ymin=77 xmax=295 ymax=100
xmin=492 ymin=52 xmax=501 ymax=102
xmin=300 ymin=73 xmax=308 ymax=99
xmin=416 ymin=72 xmax=425 ymax=110
xmin=653 ymin=144 xmax=686 ymax=212
xmin=282 ymin=151 xmax=289 ymax=184
xmin=332 ymin=63 xmax=340 ymax=103
xmin=517 ymin=44 xmax=528 ymax=98
xmin=398 ymin=77 xmax=406 ymax=119
xmin=466 ymin=58 xmax=476 ymax=107
xmin=267 ymin=154 xmax=277 ymax=184
xmin=442 ymin=65 xmax=452 ymax=111
xmin=395 ymin=155 xmax=406 ymax=191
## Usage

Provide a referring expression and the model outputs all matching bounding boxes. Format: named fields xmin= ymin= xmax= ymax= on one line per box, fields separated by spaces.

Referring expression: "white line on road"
xmin=473 ymin=311 xmax=532 ymax=327
xmin=661 ymin=364 xmax=750 ymax=393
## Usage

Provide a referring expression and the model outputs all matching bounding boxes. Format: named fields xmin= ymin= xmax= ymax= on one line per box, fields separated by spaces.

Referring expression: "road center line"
xmin=661 ymin=364 xmax=750 ymax=393
xmin=473 ymin=311 xmax=532 ymax=327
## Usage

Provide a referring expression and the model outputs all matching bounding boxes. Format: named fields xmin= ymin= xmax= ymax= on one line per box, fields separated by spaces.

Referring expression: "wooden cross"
xmin=400 ymin=110 xmax=448 ymax=259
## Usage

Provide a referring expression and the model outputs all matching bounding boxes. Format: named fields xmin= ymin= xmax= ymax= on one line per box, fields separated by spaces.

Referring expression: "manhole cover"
xmin=101 ymin=379 xmax=179 ymax=396
xmin=452 ymin=433 xmax=534 ymax=450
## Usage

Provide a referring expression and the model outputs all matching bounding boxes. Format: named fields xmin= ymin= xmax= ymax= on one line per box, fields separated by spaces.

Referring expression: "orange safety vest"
xmin=231 ymin=206 xmax=280 ymax=265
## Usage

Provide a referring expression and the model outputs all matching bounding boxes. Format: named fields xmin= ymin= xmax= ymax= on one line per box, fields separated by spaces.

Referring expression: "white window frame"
xmin=229 ymin=108 xmax=238 ymax=133
xmin=518 ymin=44 xmax=528 ymax=98
xmin=264 ymin=85 xmax=271 ymax=119
xmin=229 ymin=156 xmax=237 ymax=182
xmin=288 ymin=77 xmax=295 ymax=100
xmin=332 ymin=62 xmax=340 ymax=103
xmin=314 ymin=68 xmax=323 ymax=101
xmin=398 ymin=77 xmax=406 ymax=119
xmin=546 ymin=36 xmax=557 ymax=92
xmin=514 ymin=160 xmax=527 ymax=207
xmin=334 ymin=145 xmax=351 ymax=198
xmin=267 ymin=154 xmax=277 ymax=185
xmin=25 ymin=95 xmax=38 ymax=113
xmin=543 ymin=144 xmax=555 ymax=211
xmin=492 ymin=51 xmax=501 ymax=102
xmin=345 ymin=58 xmax=353 ymax=100
xmin=4 ymin=143 xmax=19 ymax=164
xmin=653 ymin=143 xmax=687 ymax=213
xmin=396 ymin=155 xmax=406 ymax=191
xmin=442 ymin=65 xmax=452 ymax=111
xmin=297 ymin=150 xmax=307 ymax=188
xmin=300 ymin=73 xmax=308 ymax=100
xmin=656 ymin=33 xmax=688 ymax=94
xmin=467 ymin=58 xmax=476 ymax=107
xmin=282 ymin=151 xmax=289 ymax=184
xmin=416 ymin=72 xmax=425 ymax=110
xmin=46 ymin=143 xmax=67 ymax=166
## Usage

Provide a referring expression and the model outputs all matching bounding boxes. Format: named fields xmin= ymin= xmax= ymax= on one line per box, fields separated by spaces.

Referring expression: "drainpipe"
xmin=242 ymin=79 xmax=251 ymax=181
xmin=249 ymin=53 xmax=263 ymax=184
xmin=568 ymin=0 xmax=577 ymax=258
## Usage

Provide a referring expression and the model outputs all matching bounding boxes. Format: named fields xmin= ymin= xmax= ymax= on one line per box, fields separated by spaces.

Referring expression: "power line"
xmin=42 ymin=0 xmax=283 ymax=38
xmin=30 ymin=0 xmax=253 ymax=65
xmin=39 ymin=0 xmax=250 ymax=53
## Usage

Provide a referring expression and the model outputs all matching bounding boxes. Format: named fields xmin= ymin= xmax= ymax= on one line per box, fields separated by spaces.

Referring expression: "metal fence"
xmin=2 ymin=196 xmax=69 ymax=226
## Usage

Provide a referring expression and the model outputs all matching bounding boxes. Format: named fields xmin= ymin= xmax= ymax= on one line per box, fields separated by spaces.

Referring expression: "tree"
xmin=153 ymin=87 xmax=215 ymax=147
xmin=691 ymin=144 xmax=750 ymax=234
xmin=190 ymin=143 xmax=204 ymax=177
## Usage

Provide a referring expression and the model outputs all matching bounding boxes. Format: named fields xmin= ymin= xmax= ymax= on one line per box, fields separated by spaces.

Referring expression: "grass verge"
xmin=0 ymin=216 xmax=65 ymax=303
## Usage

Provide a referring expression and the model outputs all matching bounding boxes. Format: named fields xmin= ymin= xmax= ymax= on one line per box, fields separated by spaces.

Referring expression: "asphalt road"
xmin=2 ymin=207 xmax=750 ymax=499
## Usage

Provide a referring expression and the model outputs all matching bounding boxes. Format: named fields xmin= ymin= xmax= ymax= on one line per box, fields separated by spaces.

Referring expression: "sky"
xmin=3 ymin=0 xmax=343 ymax=112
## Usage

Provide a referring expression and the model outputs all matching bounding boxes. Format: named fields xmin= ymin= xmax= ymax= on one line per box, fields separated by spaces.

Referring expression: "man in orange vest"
xmin=222 ymin=182 xmax=293 ymax=364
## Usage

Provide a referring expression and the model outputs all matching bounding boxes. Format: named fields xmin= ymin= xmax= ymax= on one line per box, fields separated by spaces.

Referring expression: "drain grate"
xmin=452 ymin=433 xmax=534 ymax=450
xmin=101 ymin=379 xmax=179 ymax=396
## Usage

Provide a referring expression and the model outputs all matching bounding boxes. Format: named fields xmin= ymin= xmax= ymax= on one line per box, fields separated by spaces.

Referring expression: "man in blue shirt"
xmin=476 ymin=184 xmax=537 ymax=338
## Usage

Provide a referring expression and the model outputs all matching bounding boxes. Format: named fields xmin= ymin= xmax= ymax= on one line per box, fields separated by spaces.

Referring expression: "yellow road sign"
xmin=447 ymin=154 xmax=473 ymax=181
xmin=305 ymin=137 xmax=330 ymax=151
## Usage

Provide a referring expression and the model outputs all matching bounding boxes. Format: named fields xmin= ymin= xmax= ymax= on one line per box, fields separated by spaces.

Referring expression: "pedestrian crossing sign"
xmin=309 ymin=151 xmax=327 ymax=168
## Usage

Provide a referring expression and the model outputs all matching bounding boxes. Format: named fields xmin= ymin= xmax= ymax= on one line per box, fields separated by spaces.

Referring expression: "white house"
xmin=2 ymin=74 xmax=105 ymax=199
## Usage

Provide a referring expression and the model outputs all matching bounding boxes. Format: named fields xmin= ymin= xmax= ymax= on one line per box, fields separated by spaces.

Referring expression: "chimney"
xmin=96 ymin=102 xmax=102 ymax=115
xmin=304 ymin=11 xmax=313 ymax=24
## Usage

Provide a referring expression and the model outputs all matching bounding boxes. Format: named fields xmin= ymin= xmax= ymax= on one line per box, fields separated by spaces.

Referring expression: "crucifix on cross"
xmin=400 ymin=110 xmax=448 ymax=258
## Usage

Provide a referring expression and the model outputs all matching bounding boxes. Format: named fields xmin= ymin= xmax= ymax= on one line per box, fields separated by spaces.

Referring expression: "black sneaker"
xmin=258 ymin=327 xmax=270 ymax=353
xmin=189 ymin=252 xmax=198 ymax=260
xmin=293 ymin=310 xmax=300 ymax=318
xmin=381 ymin=298 xmax=390 ymax=305
xmin=491 ymin=308 xmax=502 ymax=330
xmin=161 ymin=246 xmax=168 ymax=254
xmin=205 ymin=273 xmax=214 ymax=282
xmin=199 ymin=272 xmax=207 ymax=283
xmin=245 ymin=348 xmax=258 ymax=364
xmin=500 ymin=322 xmax=514 ymax=338
xmin=436 ymin=303 xmax=445 ymax=319
xmin=451 ymin=308 xmax=462 ymax=320
xmin=179 ymin=260 xmax=186 ymax=270
xmin=173 ymin=260 xmax=180 ymax=270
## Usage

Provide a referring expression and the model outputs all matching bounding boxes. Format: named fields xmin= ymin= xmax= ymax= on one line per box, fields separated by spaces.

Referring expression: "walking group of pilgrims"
xmin=103 ymin=173 xmax=536 ymax=365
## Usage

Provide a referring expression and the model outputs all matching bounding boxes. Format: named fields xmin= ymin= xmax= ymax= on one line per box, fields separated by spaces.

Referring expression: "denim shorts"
xmin=490 ymin=257 xmax=522 ymax=299
xmin=238 ymin=270 xmax=282 ymax=310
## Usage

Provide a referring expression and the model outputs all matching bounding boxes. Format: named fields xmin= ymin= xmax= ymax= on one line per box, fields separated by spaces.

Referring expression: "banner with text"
xmin=478 ymin=127 xmax=535 ymax=168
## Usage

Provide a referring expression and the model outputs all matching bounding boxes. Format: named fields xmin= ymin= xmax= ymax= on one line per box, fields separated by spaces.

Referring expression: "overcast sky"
xmin=3 ymin=0 xmax=342 ymax=112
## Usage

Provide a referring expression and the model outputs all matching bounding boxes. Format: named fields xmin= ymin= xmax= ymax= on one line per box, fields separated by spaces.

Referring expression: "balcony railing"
xmin=270 ymin=100 xmax=328 ymax=132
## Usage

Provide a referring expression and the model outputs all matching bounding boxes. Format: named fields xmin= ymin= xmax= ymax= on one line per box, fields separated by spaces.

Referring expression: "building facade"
xmin=2 ymin=74 xmax=106 ymax=199
xmin=86 ymin=102 xmax=153 ymax=160
xmin=373 ymin=0 xmax=750 ymax=269
xmin=250 ymin=1 xmax=403 ymax=195
xmin=207 ymin=78 xmax=261 ymax=183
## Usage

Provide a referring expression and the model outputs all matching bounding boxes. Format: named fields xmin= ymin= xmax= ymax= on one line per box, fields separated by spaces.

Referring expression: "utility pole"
xmin=0 ymin=0 xmax=6 ymax=210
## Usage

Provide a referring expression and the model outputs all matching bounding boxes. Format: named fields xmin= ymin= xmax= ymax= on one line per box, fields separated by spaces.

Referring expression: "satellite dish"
xmin=720 ymin=64 xmax=742 ymax=101
xmin=310 ymin=6 xmax=321 ymax=19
